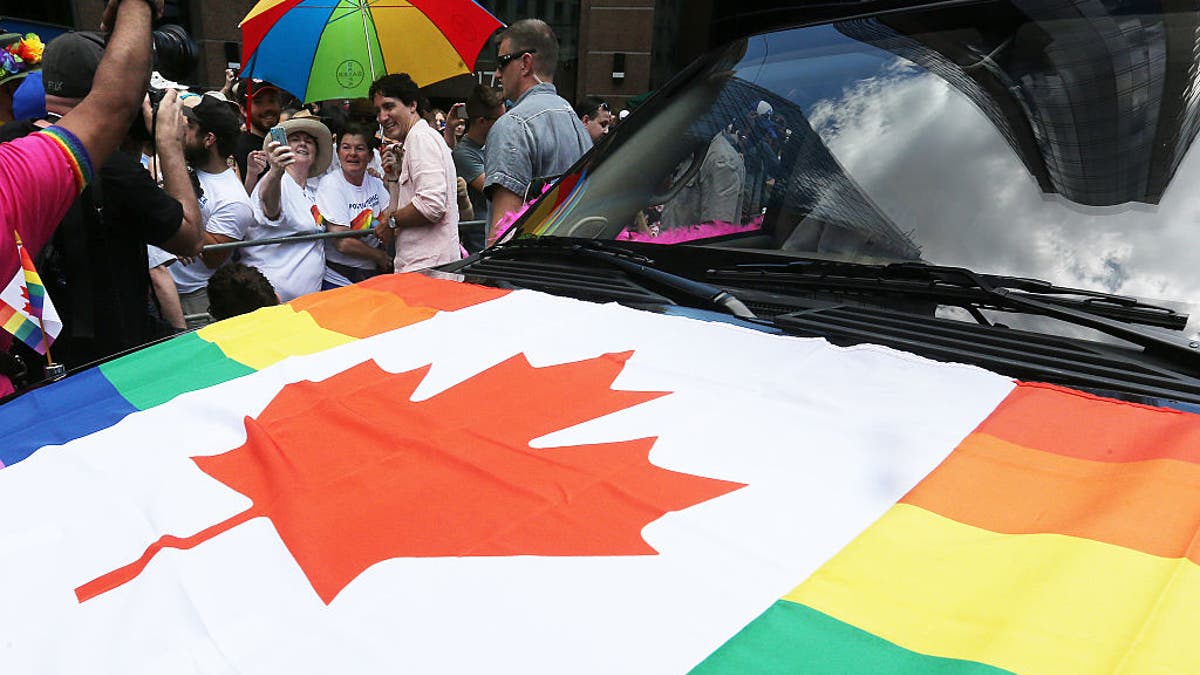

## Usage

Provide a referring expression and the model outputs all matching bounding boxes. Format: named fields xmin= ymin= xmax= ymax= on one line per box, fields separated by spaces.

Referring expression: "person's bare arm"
xmin=199 ymin=232 xmax=239 ymax=268
xmin=57 ymin=0 xmax=163 ymax=172
xmin=148 ymin=264 xmax=186 ymax=330
xmin=153 ymin=91 xmax=203 ymax=256
xmin=259 ymin=141 xmax=295 ymax=220
xmin=488 ymin=186 xmax=525 ymax=244
xmin=469 ymin=173 xmax=485 ymax=194
xmin=328 ymin=223 xmax=393 ymax=271
xmin=243 ymin=150 xmax=267 ymax=195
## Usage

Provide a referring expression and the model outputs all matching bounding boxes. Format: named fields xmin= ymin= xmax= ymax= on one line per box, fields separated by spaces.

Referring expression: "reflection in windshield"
xmin=837 ymin=4 xmax=1200 ymax=207
xmin=520 ymin=0 xmax=1200 ymax=334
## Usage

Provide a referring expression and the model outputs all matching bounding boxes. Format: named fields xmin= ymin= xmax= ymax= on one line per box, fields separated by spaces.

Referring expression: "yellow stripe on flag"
xmin=786 ymin=503 xmax=1200 ymax=675
xmin=372 ymin=3 xmax=471 ymax=88
xmin=241 ymin=0 xmax=296 ymax=25
xmin=196 ymin=304 xmax=355 ymax=371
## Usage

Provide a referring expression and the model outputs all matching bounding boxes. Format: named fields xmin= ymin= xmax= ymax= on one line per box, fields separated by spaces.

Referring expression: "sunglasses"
xmin=497 ymin=49 xmax=536 ymax=69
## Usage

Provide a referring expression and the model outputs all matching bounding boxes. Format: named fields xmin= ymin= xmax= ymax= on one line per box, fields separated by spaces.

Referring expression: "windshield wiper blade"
xmin=711 ymin=259 xmax=1187 ymax=330
xmin=717 ymin=260 xmax=1200 ymax=369
xmin=486 ymin=238 xmax=757 ymax=319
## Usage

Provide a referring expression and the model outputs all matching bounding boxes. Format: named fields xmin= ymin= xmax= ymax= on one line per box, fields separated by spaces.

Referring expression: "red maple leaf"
xmin=78 ymin=352 xmax=746 ymax=604
xmin=19 ymin=286 xmax=32 ymax=316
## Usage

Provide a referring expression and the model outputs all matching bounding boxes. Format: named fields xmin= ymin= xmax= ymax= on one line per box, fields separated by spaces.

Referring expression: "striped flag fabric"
xmin=0 ymin=231 xmax=61 ymax=354
xmin=0 ymin=273 xmax=1193 ymax=673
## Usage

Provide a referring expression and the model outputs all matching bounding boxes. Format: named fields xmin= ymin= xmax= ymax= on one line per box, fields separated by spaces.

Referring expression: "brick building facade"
xmin=3 ymin=0 xmax=693 ymax=110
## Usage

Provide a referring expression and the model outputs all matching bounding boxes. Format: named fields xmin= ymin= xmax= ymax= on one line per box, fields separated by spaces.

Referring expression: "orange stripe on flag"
xmin=903 ymin=432 xmax=1200 ymax=562
xmin=974 ymin=382 xmax=1200 ymax=464
xmin=289 ymin=285 xmax=438 ymax=340
xmin=355 ymin=273 xmax=509 ymax=312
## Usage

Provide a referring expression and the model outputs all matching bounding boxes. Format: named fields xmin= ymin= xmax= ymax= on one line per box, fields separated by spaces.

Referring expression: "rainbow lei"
xmin=1 ymin=33 xmax=44 ymax=81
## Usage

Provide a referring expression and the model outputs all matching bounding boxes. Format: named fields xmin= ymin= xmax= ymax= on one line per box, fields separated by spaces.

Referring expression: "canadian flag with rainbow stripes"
xmin=0 ymin=231 xmax=61 ymax=355
xmin=0 ymin=273 xmax=1194 ymax=673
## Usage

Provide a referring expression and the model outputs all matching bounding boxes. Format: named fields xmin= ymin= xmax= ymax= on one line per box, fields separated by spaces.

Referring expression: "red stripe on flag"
xmin=404 ymin=0 xmax=503 ymax=69
xmin=240 ymin=0 xmax=306 ymax=66
xmin=973 ymin=382 xmax=1200 ymax=464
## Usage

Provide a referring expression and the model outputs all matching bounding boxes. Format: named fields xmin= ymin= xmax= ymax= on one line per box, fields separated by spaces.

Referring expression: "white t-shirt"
xmin=147 ymin=245 xmax=175 ymax=270
xmin=247 ymin=174 xmax=325 ymax=302
xmin=314 ymin=170 xmax=390 ymax=287
xmin=169 ymin=168 xmax=256 ymax=294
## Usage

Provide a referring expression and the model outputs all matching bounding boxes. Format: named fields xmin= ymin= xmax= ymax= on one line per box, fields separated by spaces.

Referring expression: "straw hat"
xmin=262 ymin=115 xmax=332 ymax=177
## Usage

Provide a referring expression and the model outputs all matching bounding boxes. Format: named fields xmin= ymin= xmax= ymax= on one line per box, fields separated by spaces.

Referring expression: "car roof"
xmin=706 ymin=0 xmax=983 ymax=45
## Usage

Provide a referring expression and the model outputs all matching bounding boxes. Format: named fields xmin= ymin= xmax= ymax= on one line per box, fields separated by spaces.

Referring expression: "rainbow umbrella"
xmin=239 ymin=0 xmax=503 ymax=103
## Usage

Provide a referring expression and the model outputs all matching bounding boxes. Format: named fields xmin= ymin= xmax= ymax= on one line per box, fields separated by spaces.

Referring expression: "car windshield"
xmin=517 ymin=0 xmax=1200 ymax=336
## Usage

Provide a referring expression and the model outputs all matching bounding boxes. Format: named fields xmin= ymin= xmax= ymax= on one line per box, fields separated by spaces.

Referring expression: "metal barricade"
xmin=182 ymin=220 xmax=490 ymax=326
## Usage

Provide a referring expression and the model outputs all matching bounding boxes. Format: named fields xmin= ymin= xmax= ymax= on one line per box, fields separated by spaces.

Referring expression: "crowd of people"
xmin=0 ymin=1 xmax=611 ymax=397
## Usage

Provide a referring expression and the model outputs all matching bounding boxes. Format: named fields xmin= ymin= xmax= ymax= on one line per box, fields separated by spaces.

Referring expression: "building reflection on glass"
xmin=837 ymin=0 xmax=1200 ymax=206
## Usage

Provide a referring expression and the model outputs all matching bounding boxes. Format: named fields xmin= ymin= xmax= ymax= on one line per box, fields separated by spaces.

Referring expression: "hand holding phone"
xmin=269 ymin=125 xmax=288 ymax=147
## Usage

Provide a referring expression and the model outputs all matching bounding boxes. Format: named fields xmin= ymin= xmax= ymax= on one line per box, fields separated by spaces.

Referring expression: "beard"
xmin=183 ymin=141 xmax=210 ymax=166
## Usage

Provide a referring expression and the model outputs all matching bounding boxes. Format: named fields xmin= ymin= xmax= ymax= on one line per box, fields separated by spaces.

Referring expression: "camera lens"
xmin=152 ymin=24 xmax=199 ymax=83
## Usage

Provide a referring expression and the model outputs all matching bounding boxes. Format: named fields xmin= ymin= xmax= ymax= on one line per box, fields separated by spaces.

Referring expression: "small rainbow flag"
xmin=0 ymin=232 xmax=61 ymax=355
xmin=310 ymin=206 xmax=380 ymax=231
xmin=349 ymin=208 xmax=380 ymax=231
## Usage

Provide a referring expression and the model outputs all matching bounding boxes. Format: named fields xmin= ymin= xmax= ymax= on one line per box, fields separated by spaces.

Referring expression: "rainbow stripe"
xmin=694 ymin=382 xmax=1200 ymax=673
xmin=0 ymin=303 xmax=46 ymax=353
xmin=240 ymin=0 xmax=502 ymax=103
xmin=39 ymin=126 xmax=93 ymax=194
xmin=312 ymin=205 xmax=378 ymax=231
xmin=18 ymin=235 xmax=45 ymax=319
xmin=520 ymin=170 xmax=587 ymax=237
xmin=349 ymin=208 xmax=379 ymax=231
xmin=0 ymin=274 xmax=508 ymax=467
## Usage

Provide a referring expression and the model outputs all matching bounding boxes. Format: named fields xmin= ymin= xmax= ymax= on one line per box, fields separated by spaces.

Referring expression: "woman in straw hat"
xmin=245 ymin=115 xmax=333 ymax=301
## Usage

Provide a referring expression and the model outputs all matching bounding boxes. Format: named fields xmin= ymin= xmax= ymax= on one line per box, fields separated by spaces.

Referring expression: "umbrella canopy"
xmin=239 ymin=0 xmax=503 ymax=103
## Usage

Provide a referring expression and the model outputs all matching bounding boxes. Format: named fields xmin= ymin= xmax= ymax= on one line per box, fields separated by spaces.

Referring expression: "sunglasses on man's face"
xmin=497 ymin=49 xmax=536 ymax=69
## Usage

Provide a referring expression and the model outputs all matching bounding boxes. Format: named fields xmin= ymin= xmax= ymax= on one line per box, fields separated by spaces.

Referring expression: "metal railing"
xmin=198 ymin=220 xmax=488 ymax=252
xmin=183 ymin=220 xmax=490 ymax=325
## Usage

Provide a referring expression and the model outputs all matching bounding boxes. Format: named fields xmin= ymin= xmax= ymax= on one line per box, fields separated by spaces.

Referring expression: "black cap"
xmin=183 ymin=95 xmax=243 ymax=156
xmin=42 ymin=31 xmax=105 ymax=99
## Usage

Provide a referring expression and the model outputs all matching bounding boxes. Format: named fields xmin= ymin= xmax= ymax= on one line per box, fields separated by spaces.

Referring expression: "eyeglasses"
xmin=497 ymin=49 xmax=536 ymax=69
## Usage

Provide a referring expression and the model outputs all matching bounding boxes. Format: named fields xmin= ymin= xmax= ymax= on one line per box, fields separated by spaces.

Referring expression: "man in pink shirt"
xmin=370 ymin=73 xmax=462 ymax=272
xmin=0 ymin=0 xmax=163 ymax=395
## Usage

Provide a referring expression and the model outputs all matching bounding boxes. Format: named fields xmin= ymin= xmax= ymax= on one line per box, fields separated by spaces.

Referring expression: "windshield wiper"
xmin=711 ymin=260 xmax=1200 ymax=369
xmin=485 ymin=238 xmax=757 ymax=319
xmin=712 ymin=259 xmax=1186 ymax=329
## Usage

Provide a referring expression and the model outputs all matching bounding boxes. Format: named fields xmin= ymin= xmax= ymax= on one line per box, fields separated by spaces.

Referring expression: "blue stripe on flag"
xmin=246 ymin=0 xmax=337 ymax=101
xmin=0 ymin=369 xmax=137 ymax=466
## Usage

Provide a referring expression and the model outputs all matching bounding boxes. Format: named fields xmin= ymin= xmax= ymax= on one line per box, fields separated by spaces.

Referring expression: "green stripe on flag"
xmin=99 ymin=332 xmax=256 ymax=410
xmin=690 ymin=600 xmax=1014 ymax=675
xmin=306 ymin=0 xmax=385 ymax=102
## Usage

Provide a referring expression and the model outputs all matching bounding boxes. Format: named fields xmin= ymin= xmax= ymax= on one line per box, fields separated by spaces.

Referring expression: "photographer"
xmin=171 ymin=94 xmax=255 ymax=325
xmin=0 ymin=26 xmax=203 ymax=370
xmin=0 ymin=0 xmax=162 ymax=292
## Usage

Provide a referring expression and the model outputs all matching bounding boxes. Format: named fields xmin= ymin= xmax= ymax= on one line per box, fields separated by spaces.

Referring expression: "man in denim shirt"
xmin=484 ymin=19 xmax=592 ymax=243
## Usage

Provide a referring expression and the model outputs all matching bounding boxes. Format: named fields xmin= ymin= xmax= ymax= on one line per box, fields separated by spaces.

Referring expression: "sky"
xmin=733 ymin=26 xmax=1200 ymax=338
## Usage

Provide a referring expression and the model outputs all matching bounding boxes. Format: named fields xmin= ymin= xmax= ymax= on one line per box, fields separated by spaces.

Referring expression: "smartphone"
xmin=269 ymin=125 xmax=288 ymax=147
xmin=454 ymin=103 xmax=468 ymax=120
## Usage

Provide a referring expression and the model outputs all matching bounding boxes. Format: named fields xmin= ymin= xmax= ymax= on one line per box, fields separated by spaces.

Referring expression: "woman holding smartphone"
xmin=244 ymin=117 xmax=332 ymax=301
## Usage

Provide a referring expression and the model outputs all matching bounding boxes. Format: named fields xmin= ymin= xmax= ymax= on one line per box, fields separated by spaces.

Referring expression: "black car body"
xmin=447 ymin=0 xmax=1200 ymax=411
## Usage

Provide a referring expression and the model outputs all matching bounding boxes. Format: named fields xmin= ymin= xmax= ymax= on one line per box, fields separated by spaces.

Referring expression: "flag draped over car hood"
xmin=0 ymin=273 xmax=1195 ymax=673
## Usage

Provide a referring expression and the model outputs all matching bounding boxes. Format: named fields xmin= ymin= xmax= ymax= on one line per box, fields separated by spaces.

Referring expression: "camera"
xmin=151 ymin=24 xmax=199 ymax=84
xmin=135 ymin=25 xmax=199 ymax=142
